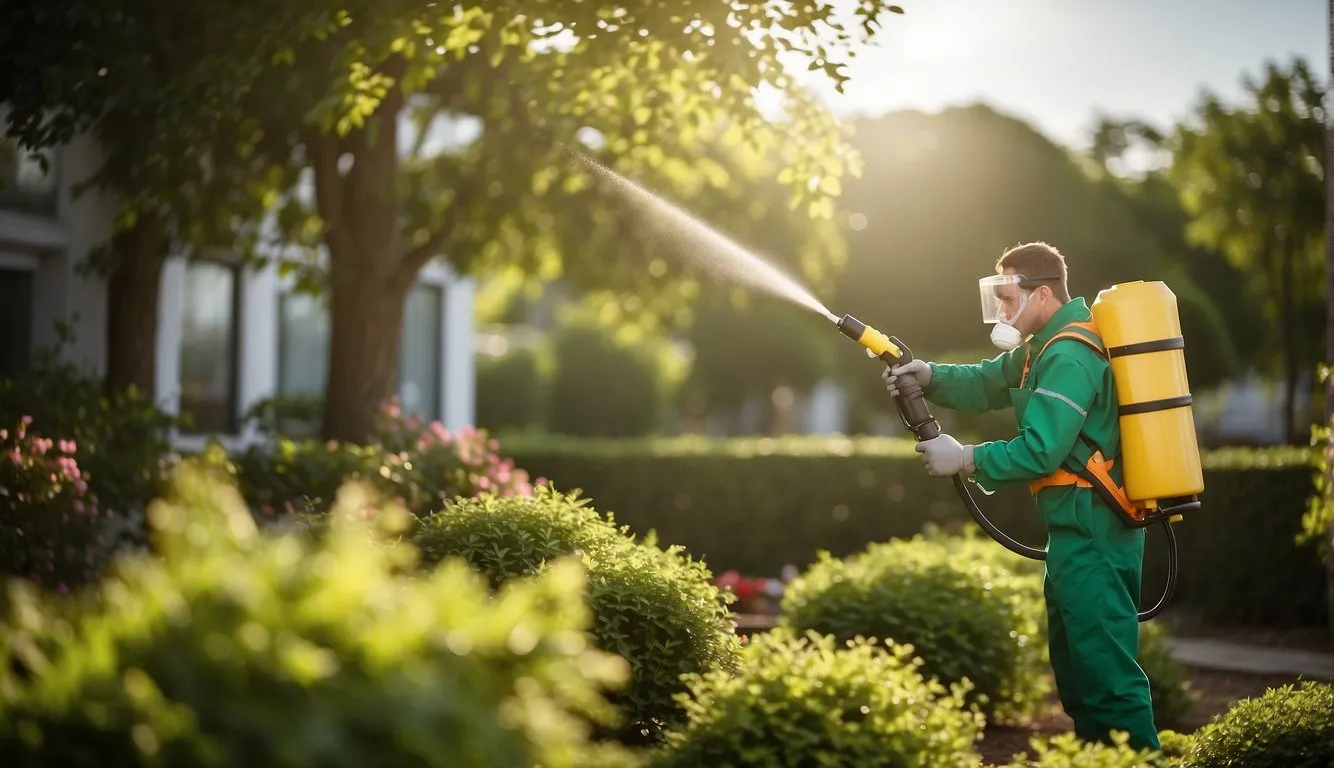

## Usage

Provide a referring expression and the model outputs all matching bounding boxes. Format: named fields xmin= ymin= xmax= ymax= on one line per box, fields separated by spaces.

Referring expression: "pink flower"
xmin=58 ymin=439 xmax=77 ymax=454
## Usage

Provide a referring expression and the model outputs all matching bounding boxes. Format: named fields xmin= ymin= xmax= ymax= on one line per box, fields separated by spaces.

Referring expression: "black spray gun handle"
xmin=880 ymin=337 xmax=942 ymax=442
xmin=835 ymin=314 xmax=941 ymax=442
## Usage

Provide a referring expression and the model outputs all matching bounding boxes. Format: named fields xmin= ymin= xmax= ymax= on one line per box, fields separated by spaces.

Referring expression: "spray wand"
xmin=832 ymin=313 xmax=1176 ymax=622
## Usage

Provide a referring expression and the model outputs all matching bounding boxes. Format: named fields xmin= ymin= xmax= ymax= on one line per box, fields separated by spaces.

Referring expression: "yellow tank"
xmin=1090 ymin=281 xmax=1204 ymax=509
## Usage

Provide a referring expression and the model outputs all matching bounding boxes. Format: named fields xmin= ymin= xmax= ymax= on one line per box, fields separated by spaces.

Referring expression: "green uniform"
xmin=923 ymin=297 xmax=1160 ymax=751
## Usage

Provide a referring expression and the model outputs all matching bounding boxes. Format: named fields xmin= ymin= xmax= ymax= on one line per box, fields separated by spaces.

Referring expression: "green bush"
xmin=213 ymin=400 xmax=535 ymax=518
xmin=1137 ymin=620 xmax=1197 ymax=730
xmin=546 ymin=316 xmax=681 ymax=438
xmin=778 ymin=535 xmax=1049 ymax=722
xmin=476 ymin=344 xmax=548 ymax=433
xmin=922 ymin=527 xmax=1197 ymax=729
xmin=412 ymin=487 xmax=742 ymax=744
xmin=1176 ymin=681 xmax=1334 ymax=768
xmin=0 ymin=468 xmax=638 ymax=768
xmin=0 ymin=416 xmax=106 ymax=590
xmin=0 ymin=345 xmax=175 ymax=550
xmin=650 ymin=629 xmax=985 ymax=768
xmin=999 ymin=732 xmax=1161 ymax=768
xmin=501 ymin=435 xmax=1327 ymax=628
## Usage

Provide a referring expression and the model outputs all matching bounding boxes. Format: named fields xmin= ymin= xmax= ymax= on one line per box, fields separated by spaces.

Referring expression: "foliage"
xmin=1137 ymin=620 xmax=1197 ymax=730
xmin=412 ymin=487 xmax=741 ymax=744
xmin=683 ymin=289 xmax=840 ymax=417
xmin=1301 ymin=363 xmax=1334 ymax=557
xmin=778 ymin=535 xmax=1048 ymax=721
xmin=650 ymin=629 xmax=985 ymax=768
xmin=0 ymin=417 xmax=104 ymax=591
xmin=214 ymin=400 xmax=535 ymax=518
xmin=1175 ymin=681 xmax=1334 ymax=768
xmin=1156 ymin=729 xmax=1195 ymax=762
xmin=547 ymin=312 xmax=686 ymax=438
xmin=999 ymin=732 xmax=1161 ymax=768
xmin=0 ymin=341 xmax=175 ymax=551
xmin=0 ymin=467 xmax=639 ymax=768
xmin=207 ymin=0 xmax=910 ymax=440
xmin=830 ymin=105 xmax=1162 ymax=365
xmin=1165 ymin=56 xmax=1327 ymax=441
xmin=476 ymin=343 xmax=549 ymax=434
xmin=500 ymin=435 xmax=1328 ymax=628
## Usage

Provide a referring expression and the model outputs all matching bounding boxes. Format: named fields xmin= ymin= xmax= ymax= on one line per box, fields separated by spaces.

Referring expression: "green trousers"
xmin=1043 ymin=492 xmax=1161 ymax=753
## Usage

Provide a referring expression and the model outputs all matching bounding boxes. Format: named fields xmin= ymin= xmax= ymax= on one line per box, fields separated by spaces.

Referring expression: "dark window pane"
xmin=179 ymin=261 xmax=240 ymax=434
xmin=0 ymin=268 xmax=33 ymax=378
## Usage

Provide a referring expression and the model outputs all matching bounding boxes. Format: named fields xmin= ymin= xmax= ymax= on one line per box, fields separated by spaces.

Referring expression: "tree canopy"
xmin=1164 ymin=56 xmax=1326 ymax=442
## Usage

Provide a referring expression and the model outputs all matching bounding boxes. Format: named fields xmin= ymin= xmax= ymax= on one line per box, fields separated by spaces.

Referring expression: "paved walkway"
xmin=1169 ymin=637 xmax=1334 ymax=680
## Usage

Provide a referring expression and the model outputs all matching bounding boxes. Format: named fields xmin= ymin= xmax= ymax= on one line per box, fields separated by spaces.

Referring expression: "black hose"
xmin=950 ymin=475 xmax=1178 ymax=623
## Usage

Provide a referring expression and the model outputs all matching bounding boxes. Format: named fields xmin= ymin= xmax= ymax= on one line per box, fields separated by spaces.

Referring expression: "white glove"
xmin=882 ymin=359 xmax=932 ymax=398
xmin=915 ymin=434 xmax=975 ymax=477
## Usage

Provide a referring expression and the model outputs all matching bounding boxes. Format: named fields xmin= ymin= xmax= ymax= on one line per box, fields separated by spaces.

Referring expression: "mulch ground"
xmin=977 ymin=666 xmax=1321 ymax=765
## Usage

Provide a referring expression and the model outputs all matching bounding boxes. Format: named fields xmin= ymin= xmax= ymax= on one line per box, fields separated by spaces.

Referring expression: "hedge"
xmin=498 ymin=435 xmax=1327 ymax=628
xmin=0 ymin=467 xmax=639 ymax=768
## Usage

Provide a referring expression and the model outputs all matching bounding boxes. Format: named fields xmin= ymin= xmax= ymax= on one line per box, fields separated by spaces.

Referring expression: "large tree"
xmin=216 ymin=0 xmax=907 ymax=441
xmin=0 ymin=0 xmax=324 ymax=397
xmin=1165 ymin=57 xmax=1326 ymax=444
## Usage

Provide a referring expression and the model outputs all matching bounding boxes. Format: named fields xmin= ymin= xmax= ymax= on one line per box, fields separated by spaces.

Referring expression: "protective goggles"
xmin=977 ymin=274 xmax=1059 ymax=324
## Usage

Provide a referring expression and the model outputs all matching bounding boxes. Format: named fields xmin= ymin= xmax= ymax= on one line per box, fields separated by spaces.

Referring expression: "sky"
xmin=783 ymin=0 xmax=1326 ymax=149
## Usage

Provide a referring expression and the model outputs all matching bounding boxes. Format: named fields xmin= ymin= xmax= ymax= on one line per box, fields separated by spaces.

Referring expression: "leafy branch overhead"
xmin=244 ymin=0 xmax=902 ymax=280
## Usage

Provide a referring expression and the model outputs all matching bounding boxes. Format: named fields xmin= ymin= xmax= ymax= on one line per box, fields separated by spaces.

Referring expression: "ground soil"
xmin=977 ymin=666 xmax=1324 ymax=765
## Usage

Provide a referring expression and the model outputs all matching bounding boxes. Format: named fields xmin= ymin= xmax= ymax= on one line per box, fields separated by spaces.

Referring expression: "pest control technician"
xmin=883 ymin=242 xmax=1161 ymax=752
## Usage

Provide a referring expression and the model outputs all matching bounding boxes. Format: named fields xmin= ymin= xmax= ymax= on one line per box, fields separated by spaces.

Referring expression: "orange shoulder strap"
xmin=1021 ymin=321 xmax=1107 ymax=387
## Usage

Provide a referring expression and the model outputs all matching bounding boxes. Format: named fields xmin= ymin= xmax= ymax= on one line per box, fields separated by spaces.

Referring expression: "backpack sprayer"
xmin=834 ymin=281 xmax=1204 ymax=623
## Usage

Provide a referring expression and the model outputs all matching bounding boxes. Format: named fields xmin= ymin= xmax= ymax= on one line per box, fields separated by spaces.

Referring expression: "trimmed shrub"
xmin=0 ymin=348 xmax=175 ymax=545
xmin=1176 ymin=680 xmax=1334 ymax=768
xmin=1137 ymin=620 xmax=1197 ymax=730
xmin=0 ymin=416 xmax=105 ymax=590
xmin=999 ymin=732 xmax=1161 ymax=768
xmin=501 ymin=436 xmax=1327 ymax=628
xmin=778 ymin=535 xmax=1049 ymax=721
xmin=412 ymin=487 xmax=742 ymax=744
xmin=0 ymin=468 xmax=638 ymax=768
xmin=650 ymin=629 xmax=985 ymax=768
xmin=921 ymin=526 xmax=1198 ymax=729
xmin=216 ymin=400 xmax=535 ymax=518
xmin=546 ymin=316 xmax=683 ymax=438
xmin=476 ymin=344 xmax=549 ymax=433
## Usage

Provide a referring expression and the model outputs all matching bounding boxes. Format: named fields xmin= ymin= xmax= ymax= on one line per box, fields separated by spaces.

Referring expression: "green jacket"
xmin=923 ymin=297 xmax=1123 ymax=498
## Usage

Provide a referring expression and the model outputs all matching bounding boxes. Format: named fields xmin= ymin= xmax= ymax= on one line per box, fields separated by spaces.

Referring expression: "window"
xmin=0 ymin=139 xmax=58 ymax=216
xmin=399 ymin=284 xmax=443 ymax=420
xmin=277 ymin=283 xmax=444 ymax=421
xmin=178 ymin=261 xmax=241 ymax=434
xmin=0 ymin=267 xmax=34 ymax=378
xmin=277 ymin=292 xmax=330 ymax=398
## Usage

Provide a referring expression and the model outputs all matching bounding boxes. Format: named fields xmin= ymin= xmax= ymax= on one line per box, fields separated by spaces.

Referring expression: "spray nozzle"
xmin=836 ymin=314 xmax=904 ymax=361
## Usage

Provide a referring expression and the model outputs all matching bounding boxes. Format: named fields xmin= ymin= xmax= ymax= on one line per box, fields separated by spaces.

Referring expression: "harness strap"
xmin=1021 ymin=320 xmax=1147 ymax=525
xmin=1020 ymin=320 xmax=1104 ymax=388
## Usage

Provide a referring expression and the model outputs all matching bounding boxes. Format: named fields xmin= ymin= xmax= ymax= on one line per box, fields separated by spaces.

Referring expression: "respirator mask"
xmin=978 ymin=274 xmax=1041 ymax=352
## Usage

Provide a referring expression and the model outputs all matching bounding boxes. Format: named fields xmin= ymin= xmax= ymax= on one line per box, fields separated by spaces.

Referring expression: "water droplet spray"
xmin=570 ymin=150 xmax=840 ymax=324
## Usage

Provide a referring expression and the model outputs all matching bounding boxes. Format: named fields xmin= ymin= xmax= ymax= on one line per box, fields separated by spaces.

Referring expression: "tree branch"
xmin=399 ymin=171 xmax=482 ymax=276
xmin=310 ymin=132 xmax=354 ymax=260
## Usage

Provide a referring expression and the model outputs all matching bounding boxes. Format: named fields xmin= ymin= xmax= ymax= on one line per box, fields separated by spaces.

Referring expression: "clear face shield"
xmin=978 ymin=274 xmax=1030 ymax=326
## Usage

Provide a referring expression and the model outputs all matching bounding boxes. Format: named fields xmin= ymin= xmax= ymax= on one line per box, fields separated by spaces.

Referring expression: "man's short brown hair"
xmin=996 ymin=242 xmax=1070 ymax=303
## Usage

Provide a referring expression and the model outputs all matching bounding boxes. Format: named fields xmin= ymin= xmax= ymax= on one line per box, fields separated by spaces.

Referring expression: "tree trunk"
xmin=320 ymin=265 xmax=411 ymax=442
xmin=104 ymin=213 xmax=163 ymax=399
xmin=1280 ymin=248 xmax=1299 ymax=444
xmin=311 ymin=74 xmax=412 ymax=443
